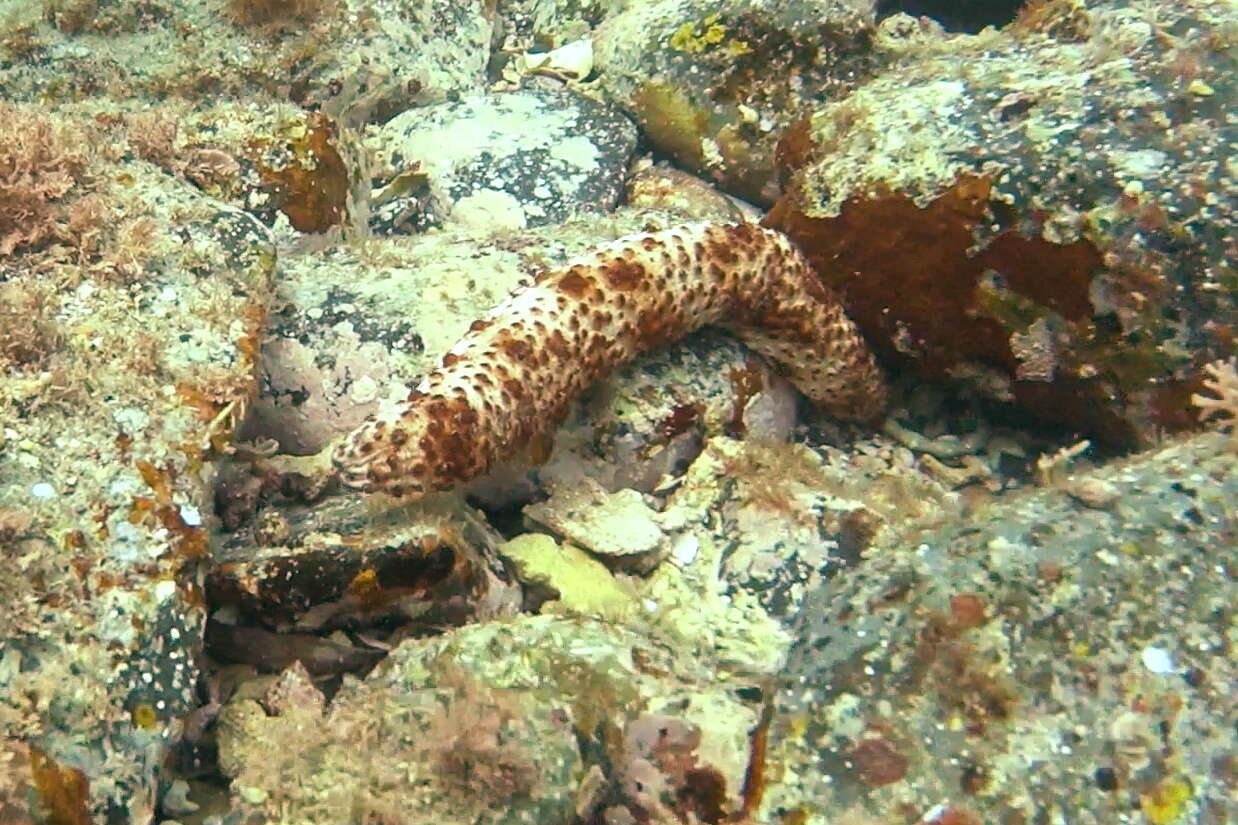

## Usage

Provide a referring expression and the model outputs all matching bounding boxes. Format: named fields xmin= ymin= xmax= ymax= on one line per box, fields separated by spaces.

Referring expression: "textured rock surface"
xmin=0 ymin=0 xmax=491 ymax=118
xmin=594 ymin=0 xmax=880 ymax=204
xmin=496 ymin=0 xmax=630 ymax=43
xmin=214 ymin=614 xmax=761 ymax=824
xmin=778 ymin=431 xmax=1236 ymax=824
xmin=497 ymin=532 xmax=638 ymax=620
xmin=766 ymin=0 xmax=1237 ymax=447
xmin=523 ymin=477 xmax=666 ymax=569
xmin=0 ymin=109 xmax=274 ymax=818
xmin=368 ymin=87 xmax=639 ymax=233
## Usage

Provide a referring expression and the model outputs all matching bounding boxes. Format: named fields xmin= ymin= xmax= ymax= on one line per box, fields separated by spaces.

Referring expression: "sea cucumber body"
xmin=333 ymin=222 xmax=886 ymax=497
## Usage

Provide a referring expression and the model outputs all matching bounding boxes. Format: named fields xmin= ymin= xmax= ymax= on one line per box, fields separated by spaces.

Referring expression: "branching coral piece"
xmin=1192 ymin=358 xmax=1238 ymax=432
xmin=333 ymin=222 xmax=887 ymax=498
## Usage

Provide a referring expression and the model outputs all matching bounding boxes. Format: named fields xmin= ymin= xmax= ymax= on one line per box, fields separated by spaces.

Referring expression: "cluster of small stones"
xmin=332 ymin=222 xmax=887 ymax=497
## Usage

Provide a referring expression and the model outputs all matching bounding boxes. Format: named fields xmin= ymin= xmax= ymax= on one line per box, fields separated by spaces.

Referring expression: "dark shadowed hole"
xmin=876 ymin=0 xmax=1027 ymax=33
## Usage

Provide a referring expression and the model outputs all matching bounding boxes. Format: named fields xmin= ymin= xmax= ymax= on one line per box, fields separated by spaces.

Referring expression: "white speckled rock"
xmin=369 ymin=87 xmax=638 ymax=233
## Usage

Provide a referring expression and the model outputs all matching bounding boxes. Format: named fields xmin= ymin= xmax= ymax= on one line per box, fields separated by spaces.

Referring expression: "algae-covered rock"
xmin=0 ymin=107 xmax=275 ymax=819
xmin=217 ymin=614 xmax=762 ymax=824
xmin=765 ymin=0 xmax=1237 ymax=447
xmin=497 ymin=532 xmax=637 ymax=620
xmin=594 ymin=0 xmax=879 ymax=204
xmin=775 ymin=432 xmax=1236 ymax=823
xmin=0 ymin=0 xmax=492 ymax=119
xmin=523 ymin=478 xmax=666 ymax=570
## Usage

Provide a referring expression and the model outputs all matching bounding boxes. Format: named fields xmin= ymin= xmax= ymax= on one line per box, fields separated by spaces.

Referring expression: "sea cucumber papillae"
xmin=332 ymin=222 xmax=886 ymax=498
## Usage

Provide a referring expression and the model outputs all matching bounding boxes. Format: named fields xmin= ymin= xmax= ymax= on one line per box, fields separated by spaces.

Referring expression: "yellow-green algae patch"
xmin=498 ymin=533 xmax=637 ymax=622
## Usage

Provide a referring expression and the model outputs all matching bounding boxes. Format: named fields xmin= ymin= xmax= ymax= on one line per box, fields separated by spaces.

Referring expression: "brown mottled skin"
xmin=333 ymin=222 xmax=886 ymax=498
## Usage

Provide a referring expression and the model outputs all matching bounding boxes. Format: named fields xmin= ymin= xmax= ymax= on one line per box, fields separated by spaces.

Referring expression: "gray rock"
xmin=776 ymin=431 xmax=1236 ymax=823
xmin=368 ymin=87 xmax=639 ymax=233
xmin=524 ymin=478 xmax=666 ymax=571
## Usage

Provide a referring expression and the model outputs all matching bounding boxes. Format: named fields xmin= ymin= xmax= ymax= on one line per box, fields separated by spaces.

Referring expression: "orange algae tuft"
xmin=252 ymin=113 xmax=349 ymax=233
xmin=29 ymin=747 xmax=91 ymax=825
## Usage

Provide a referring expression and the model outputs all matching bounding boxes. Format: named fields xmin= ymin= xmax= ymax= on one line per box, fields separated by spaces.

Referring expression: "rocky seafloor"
xmin=0 ymin=0 xmax=1233 ymax=823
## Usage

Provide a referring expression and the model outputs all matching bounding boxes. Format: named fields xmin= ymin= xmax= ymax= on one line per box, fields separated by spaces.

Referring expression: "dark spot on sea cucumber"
xmin=558 ymin=270 xmax=591 ymax=297
xmin=545 ymin=330 xmax=570 ymax=359
xmin=500 ymin=336 xmax=532 ymax=361
xmin=602 ymin=258 xmax=646 ymax=291
xmin=707 ymin=238 xmax=738 ymax=265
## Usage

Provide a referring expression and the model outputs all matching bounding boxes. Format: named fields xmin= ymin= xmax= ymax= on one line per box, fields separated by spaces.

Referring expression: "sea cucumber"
xmin=332 ymin=222 xmax=886 ymax=498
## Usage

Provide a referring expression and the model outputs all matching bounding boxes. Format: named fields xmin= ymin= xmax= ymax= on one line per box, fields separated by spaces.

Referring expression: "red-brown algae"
xmin=948 ymin=593 xmax=987 ymax=630
xmin=766 ymin=0 xmax=1236 ymax=448
xmin=848 ymin=736 xmax=909 ymax=787
xmin=332 ymin=222 xmax=887 ymax=498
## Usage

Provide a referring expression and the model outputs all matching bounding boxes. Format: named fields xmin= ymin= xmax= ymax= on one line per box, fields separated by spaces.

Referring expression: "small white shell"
xmin=519 ymin=39 xmax=594 ymax=81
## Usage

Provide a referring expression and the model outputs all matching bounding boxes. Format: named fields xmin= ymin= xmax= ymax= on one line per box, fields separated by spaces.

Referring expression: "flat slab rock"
xmin=523 ymin=478 xmax=666 ymax=571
